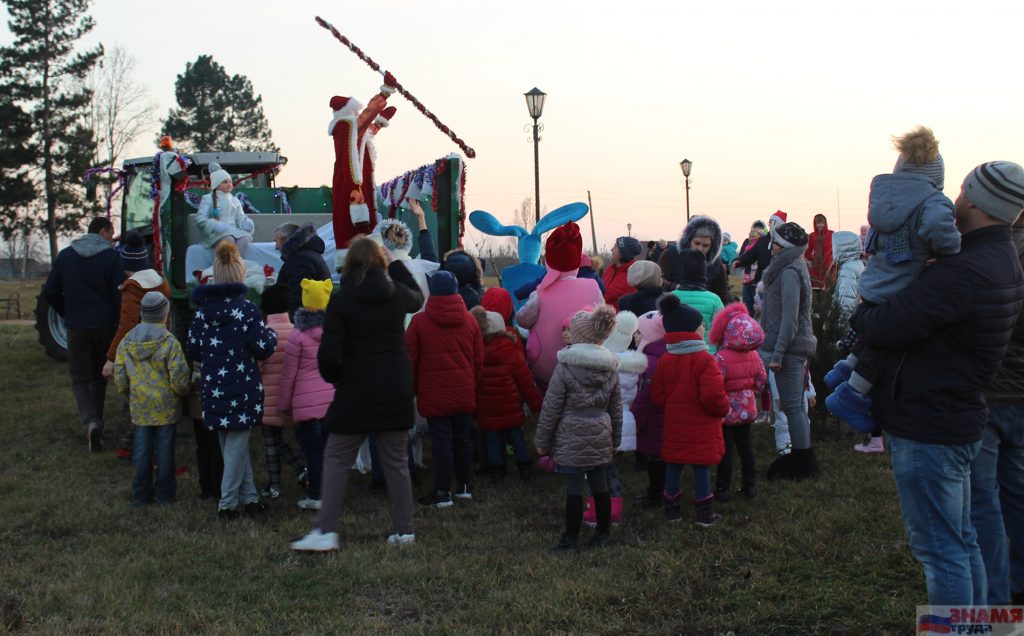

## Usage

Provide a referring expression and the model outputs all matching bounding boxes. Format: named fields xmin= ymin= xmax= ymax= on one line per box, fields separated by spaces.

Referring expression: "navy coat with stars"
xmin=188 ymin=282 xmax=278 ymax=431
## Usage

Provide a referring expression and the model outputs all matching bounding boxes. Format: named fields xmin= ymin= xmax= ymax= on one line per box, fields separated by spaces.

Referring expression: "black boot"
xmin=767 ymin=447 xmax=818 ymax=481
xmin=587 ymin=493 xmax=611 ymax=547
xmin=663 ymin=492 xmax=683 ymax=523
xmin=516 ymin=459 xmax=533 ymax=483
xmin=694 ymin=495 xmax=723 ymax=527
xmin=552 ymin=495 xmax=584 ymax=552
xmin=714 ymin=473 xmax=732 ymax=503
xmin=742 ymin=473 xmax=757 ymax=499
xmin=489 ymin=464 xmax=507 ymax=484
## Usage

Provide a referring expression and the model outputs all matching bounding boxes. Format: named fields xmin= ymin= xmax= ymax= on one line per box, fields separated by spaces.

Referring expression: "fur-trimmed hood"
xmin=293 ymin=307 xmax=326 ymax=332
xmin=678 ymin=215 xmax=723 ymax=263
xmin=442 ymin=249 xmax=483 ymax=288
xmin=556 ymin=343 xmax=621 ymax=372
xmin=617 ymin=349 xmax=648 ymax=374
xmin=281 ymin=224 xmax=325 ymax=260
xmin=191 ymin=281 xmax=247 ymax=305
xmin=373 ymin=217 xmax=412 ymax=252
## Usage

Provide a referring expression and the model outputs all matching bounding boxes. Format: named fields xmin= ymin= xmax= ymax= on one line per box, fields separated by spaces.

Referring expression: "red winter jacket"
xmin=476 ymin=331 xmax=542 ymax=431
xmin=406 ymin=293 xmax=484 ymax=417
xmin=602 ymin=259 xmax=637 ymax=310
xmin=651 ymin=331 xmax=729 ymax=465
xmin=805 ymin=215 xmax=834 ymax=289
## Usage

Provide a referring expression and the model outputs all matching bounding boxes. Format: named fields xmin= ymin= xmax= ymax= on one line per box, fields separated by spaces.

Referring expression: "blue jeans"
xmin=294 ymin=419 xmax=326 ymax=500
xmin=485 ymin=428 xmax=529 ymax=466
xmin=889 ymin=433 xmax=986 ymax=605
xmin=664 ymin=463 xmax=712 ymax=500
xmin=970 ymin=403 xmax=1024 ymax=604
xmin=742 ymin=282 xmax=757 ymax=316
xmin=132 ymin=424 xmax=176 ymax=505
xmin=428 ymin=413 xmax=475 ymax=492
xmin=774 ymin=355 xmax=810 ymax=450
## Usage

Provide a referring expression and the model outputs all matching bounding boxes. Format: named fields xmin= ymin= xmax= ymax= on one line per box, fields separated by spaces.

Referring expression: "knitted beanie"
xmin=261 ymin=283 xmax=291 ymax=315
xmin=962 ymin=161 xmax=1024 ymax=224
xmin=627 ymin=260 xmax=662 ymax=288
xmin=659 ymin=293 xmax=703 ymax=333
xmin=427 ymin=270 xmax=458 ymax=296
xmin=679 ymin=248 xmax=708 ymax=288
xmin=616 ymin=236 xmax=643 ymax=262
xmin=208 ymin=162 xmax=232 ymax=191
xmin=569 ymin=304 xmax=617 ymax=345
xmin=300 ymin=278 xmax=332 ymax=311
xmin=140 ymin=291 xmax=170 ymax=324
xmin=636 ymin=310 xmax=666 ymax=351
xmin=773 ymin=222 xmax=808 ymax=249
xmin=544 ymin=221 xmax=583 ymax=273
xmin=603 ymin=310 xmax=639 ymax=353
xmin=212 ymin=241 xmax=246 ymax=284
xmin=118 ymin=231 xmax=149 ymax=272
xmin=893 ymin=126 xmax=944 ymax=190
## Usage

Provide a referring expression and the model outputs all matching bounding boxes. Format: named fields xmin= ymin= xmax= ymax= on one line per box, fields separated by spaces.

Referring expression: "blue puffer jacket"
xmin=187 ymin=282 xmax=277 ymax=431
xmin=858 ymin=173 xmax=960 ymax=304
xmin=853 ymin=225 xmax=1024 ymax=445
xmin=43 ymin=233 xmax=124 ymax=329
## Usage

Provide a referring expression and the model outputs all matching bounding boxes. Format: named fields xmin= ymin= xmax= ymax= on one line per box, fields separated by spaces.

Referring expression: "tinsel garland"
xmin=82 ymin=166 xmax=126 ymax=218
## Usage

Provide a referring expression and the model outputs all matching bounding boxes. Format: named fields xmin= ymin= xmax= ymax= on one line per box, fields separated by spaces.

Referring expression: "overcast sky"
xmin=4 ymin=0 xmax=1023 ymax=249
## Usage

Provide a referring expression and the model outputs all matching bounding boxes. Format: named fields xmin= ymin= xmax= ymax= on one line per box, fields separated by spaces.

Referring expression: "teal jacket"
xmin=671 ymin=289 xmax=724 ymax=352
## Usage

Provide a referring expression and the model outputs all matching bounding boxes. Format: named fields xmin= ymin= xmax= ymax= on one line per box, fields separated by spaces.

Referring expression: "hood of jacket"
xmin=293 ymin=307 xmax=325 ymax=332
xmin=122 ymin=323 xmax=174 ymax=361
xmin=556 ymin=343 xmax=620 ymax=386
xmin=442 ymin=249 xmax=483 ymax=288
xmin=121 ymin=269 xmax=164 ymax=291
xmin=281 ymin=224 xmax=325 ymax=260
xmin=709 ymin=303 xmax=764 ymax=352
xmin=831 ymin=231 xmax=863 ymax=265
xmin=618 ymin=349 xmax=649 ymax=374
xmin=812 ymin=213 xmax=830 ymax=233
xmin=868 ymin=173 xmax=950 ymax=232
xmin=484 ymin=331 xmax=519 ymax=361
xmin=678 ymin=215 xmax=723 ymax=263
xmin=70 ymin=233 xmax=114 ymax=258
xmin=481 ymin=287 xmax=514 ymax=324
xmin=425 ymin=293 xmax=468 ymax=327
xmin=190 ymin=283 xmax=249 ymax=326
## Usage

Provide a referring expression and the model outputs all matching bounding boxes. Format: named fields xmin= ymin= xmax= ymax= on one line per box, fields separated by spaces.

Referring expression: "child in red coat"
xmin=651 ymin=294 xmax=729 ymax=527
xmin=471 ymin=307 xmax=542 ymax=482
xmin=406 ymin=270 xmax=484 ymax=507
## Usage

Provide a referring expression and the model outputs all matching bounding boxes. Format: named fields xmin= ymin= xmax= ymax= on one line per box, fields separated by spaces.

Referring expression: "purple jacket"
xmin=631 ymin=339 xmax=667 ymax=456
xmin=278 ymin=309 xmax=335 ymax=423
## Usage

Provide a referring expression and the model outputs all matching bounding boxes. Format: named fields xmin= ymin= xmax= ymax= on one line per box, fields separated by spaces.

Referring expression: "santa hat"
xmin=769 ymin=211 xmax=787 ymax=227
xmin=374 ymin=106 xmax=397 ymax=128
xmin=603 ymin=310 xmax=639 ymax=353
xmin=329 ymin=95 xmax=362 ymax=116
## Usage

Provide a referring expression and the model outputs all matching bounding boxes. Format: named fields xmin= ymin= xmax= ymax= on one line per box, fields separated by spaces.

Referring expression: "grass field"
xmin=0 ymin=321 xmax=924 ymax=635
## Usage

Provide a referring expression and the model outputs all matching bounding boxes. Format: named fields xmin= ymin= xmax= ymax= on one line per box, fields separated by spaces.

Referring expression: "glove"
xmin=381 ymin=71 xmax=398 ymax=95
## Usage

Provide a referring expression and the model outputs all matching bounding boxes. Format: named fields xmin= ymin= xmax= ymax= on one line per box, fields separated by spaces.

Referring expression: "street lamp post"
xmin=680 ymin=158 xmax=692 ymax=222
xmin=525 ymin=88 xmax=546 ymax=224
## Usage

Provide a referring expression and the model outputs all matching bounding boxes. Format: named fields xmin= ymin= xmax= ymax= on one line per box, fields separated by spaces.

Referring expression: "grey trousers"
xmin=317 ymin=430 xmax=414 ymax=536
xmin=774 ymin=354 xmax=811 ymax=450
xmin=218 ymin=429 xmax=259 ymax=510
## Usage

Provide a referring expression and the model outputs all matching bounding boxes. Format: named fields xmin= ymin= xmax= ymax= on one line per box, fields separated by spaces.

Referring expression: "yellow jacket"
xmin=114 ymin=323 xmax=191 ymax=426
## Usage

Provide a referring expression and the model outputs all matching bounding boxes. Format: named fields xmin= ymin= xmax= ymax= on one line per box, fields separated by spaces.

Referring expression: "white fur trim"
xmin=380 ymin=83 xmax=396 ymax=96
xmin=327 ymin=98 xmax=363 ymax=135
xmin=374 ymin=115 xmax=391 ymax=128
xmin=556 ymin=343 xmax=621 ymax=371
xmin=617 ymin=350 xmax=649 ymax=374
xmin=128 ymin=269 xmax=163 ymax=289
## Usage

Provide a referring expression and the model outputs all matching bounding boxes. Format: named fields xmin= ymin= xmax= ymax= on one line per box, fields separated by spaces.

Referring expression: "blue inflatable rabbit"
xmin=469 ymin=202 xmax=590 ymax=311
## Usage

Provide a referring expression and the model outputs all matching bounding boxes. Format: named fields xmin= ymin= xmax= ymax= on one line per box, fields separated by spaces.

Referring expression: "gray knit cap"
xmin=140 ymin=291 xmax=170 ymax=323
xmin=962 ymin=161 xmax=1024 ymax=224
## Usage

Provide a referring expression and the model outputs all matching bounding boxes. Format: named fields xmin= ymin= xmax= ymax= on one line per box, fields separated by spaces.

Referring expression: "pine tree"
xmin=162 ymin=55 xmax=278 ymax=153
xmin=0 ymin=0 xmax=103 ymax=262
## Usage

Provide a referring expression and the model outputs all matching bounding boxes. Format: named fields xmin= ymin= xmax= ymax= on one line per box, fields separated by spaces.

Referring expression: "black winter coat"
xmin=733 ymin=235 xmax=772 ymax=286
xmin=658 ymin=244 xmax=731 ymax=305
xmin=852 ymin=224 xmax=1024 ymax=444
xmin=986 ymin=225 xmax=1024 ymax=404
xmin=617 ymin=285 xmax=663 ymax=317
xmin=318 ymin=261 xmax=424 ymax=435
xmin=277 ymin=225 xmax=331 ymax=320
xmin=43 ymin=234 xmax=124 ymax=330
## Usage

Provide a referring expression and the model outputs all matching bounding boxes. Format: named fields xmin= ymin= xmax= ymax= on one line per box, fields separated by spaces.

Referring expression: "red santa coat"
xmin=601 ymin=259 xmax=637 ymax=310
xmin=330 ymin=94 xmax=389 ymax=250
xmin=476 ymin=332 xmax=543 ymax=431
xmin=405 ymin=294 xmax=484 ymax=418
xmin=651 ymin=331 xmax=729 ymax=465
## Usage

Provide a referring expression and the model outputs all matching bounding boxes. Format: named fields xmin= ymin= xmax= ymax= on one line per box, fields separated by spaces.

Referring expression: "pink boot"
xmin=853 ymin=436 xmax=885 ymax=453
xmin=610 ymin=497 xmax=623 ymax=527
xmin=582 ymin=497 xmax=597 ymax=527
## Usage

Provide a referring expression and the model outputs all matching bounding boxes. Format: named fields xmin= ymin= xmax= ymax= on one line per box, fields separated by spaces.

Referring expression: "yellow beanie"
xmin=301 ymin=278 xmax=332 ymax=311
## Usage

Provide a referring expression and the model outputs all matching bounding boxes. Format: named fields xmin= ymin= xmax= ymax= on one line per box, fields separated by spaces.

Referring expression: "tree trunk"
xmin=42 ymin=12 xmax=57 ymax=264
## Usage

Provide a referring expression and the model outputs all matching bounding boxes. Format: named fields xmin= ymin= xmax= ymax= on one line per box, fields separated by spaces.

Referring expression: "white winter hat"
xmin=603 ymin=310 xmax=639 ymax=353
xmin=208 ymin=162 xmax=232 ymax=191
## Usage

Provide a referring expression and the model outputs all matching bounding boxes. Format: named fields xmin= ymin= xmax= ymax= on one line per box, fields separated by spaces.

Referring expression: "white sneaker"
xmin=854 ymin=436 xmax=885 ymax=454
xmin=298 ymin=498 xmax=322 ymax=510
xmin=290 ymin=529 xmax=339 ymax=552
xmin=386 ymin=533 xmax=416 ymax=545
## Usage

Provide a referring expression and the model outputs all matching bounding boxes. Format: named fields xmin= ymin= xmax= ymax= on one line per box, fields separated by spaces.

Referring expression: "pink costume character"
xmin=515 ymin=221 xmax=604 ymax=391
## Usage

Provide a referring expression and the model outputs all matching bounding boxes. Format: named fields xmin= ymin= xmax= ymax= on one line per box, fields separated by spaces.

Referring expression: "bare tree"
xmin=84 ymin=46 xmax=155 ymax=170
xmin=0 ymin=215 xmax=46 ymax=278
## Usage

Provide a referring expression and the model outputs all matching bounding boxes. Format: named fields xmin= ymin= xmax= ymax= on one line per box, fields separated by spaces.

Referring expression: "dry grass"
xmin=0 ymin=323 xmax=922 ymax=634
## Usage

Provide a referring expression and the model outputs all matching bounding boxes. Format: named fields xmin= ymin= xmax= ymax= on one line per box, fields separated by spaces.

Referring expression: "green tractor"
xmin=35 ymin=151 xmax=467 ymax=361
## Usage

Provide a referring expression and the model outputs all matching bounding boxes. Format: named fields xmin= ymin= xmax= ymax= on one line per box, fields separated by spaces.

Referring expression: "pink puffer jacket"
xmin=709 ymin=303 xmax=767 ymax=425
xmin=278 ymin=308 xmax=335 ymax=423
xmin=260 ymin=313 xmax=295 ymax=427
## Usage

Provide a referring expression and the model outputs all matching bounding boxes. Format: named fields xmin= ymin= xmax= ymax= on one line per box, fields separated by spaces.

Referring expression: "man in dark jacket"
xmin=276 ymin=223 xmax=331 ymax=320
xmin=971 ymin=212 xmax=1024 ymax=605
xmin=852 ymin=161 xmax=1024 ymax=606
xmin=43 ymin=217 xmax=124 ymax=451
